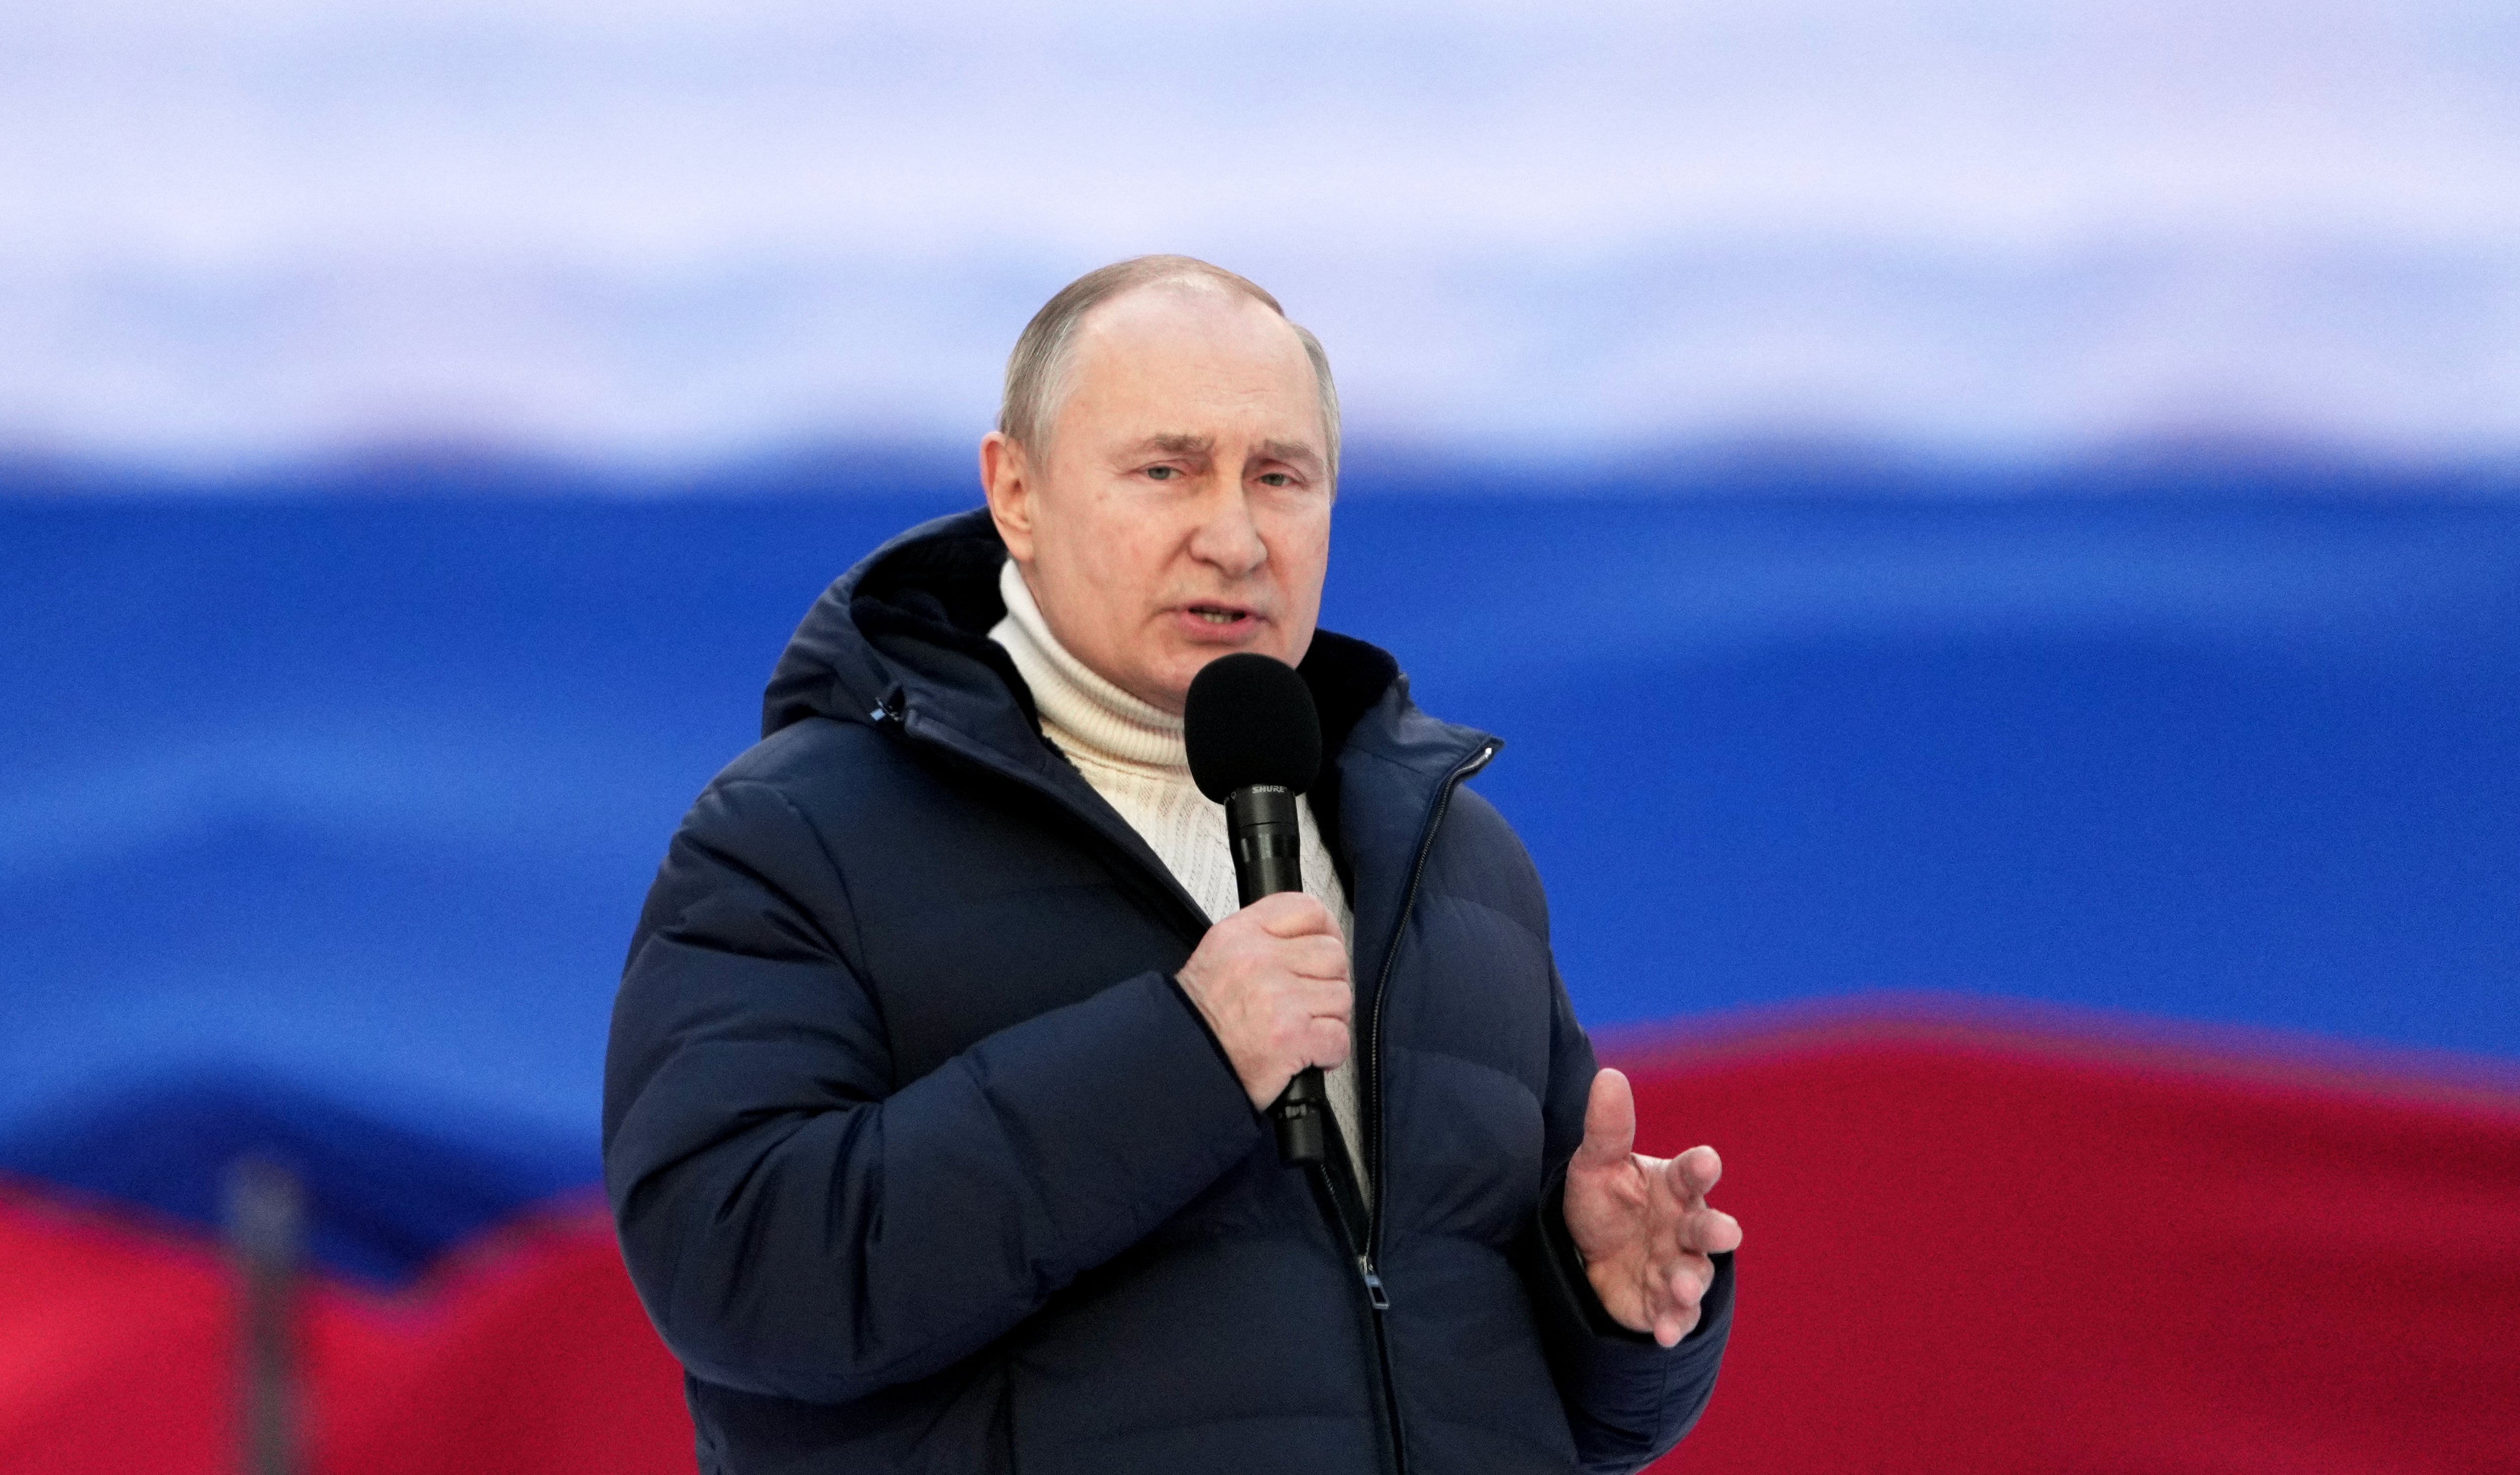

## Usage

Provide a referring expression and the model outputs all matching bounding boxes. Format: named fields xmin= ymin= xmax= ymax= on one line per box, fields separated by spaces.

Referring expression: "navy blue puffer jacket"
xmin=604 ymin=510 xmax=1731 ymax=1474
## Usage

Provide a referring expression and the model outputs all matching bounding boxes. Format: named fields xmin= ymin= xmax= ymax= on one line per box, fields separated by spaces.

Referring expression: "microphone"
xmin=1184 ymin=652 xmax=1330 ymax=1167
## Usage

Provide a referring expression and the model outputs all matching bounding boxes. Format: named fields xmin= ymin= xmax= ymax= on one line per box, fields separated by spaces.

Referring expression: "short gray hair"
xmin=998 ymin=255 xmax=1341 ymax=479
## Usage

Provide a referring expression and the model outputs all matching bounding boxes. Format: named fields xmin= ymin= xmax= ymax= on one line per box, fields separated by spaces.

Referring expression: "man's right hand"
xmin=1175 ymin=892 xmax=1352 ymax=1110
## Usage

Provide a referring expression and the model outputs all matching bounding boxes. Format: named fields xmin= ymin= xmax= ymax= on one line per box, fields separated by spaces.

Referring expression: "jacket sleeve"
xmin=1516 ymin=963 xmax=1734 ymax=1474
xmin=602 ymin=776 xmax=1266 ymax=1404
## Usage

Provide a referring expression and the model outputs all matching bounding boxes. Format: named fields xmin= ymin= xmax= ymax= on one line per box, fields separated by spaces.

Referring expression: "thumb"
xmin=1573 ymin=1067 xmax=1636 ymax=1171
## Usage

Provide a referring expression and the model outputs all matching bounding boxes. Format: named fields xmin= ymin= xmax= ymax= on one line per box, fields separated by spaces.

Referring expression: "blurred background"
xmin=4 ymin=2 xmax=2516 ymax=1470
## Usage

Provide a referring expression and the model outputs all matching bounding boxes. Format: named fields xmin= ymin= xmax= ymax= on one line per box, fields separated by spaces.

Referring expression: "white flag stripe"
xmin=3 ymin=1 xmax=2514 ymax=469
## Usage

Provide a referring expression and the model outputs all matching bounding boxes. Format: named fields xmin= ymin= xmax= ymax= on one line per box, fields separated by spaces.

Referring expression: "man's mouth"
xmin=1186 ymin=603 xmax=1253 ymax=626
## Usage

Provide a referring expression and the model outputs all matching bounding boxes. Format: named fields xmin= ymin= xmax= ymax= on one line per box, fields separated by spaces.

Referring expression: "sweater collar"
xmin=988 ymin=559 xmax=1191 ymax=775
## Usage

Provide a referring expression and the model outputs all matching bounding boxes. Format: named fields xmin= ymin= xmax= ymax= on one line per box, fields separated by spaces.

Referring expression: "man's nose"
xmin=1186 ymin=487 xmax=1268 ymax=578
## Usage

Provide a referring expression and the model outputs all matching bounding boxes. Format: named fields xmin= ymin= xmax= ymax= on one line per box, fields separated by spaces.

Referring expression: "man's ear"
xmin=980 ymin=432 xmax=1037 ymax=563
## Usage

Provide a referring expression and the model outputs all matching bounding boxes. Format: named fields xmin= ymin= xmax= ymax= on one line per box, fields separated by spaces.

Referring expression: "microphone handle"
xmin=1273 ymin=1067 xmax=1330 ymax=1167
xmin=1224 ymin=786 xmax=1329 ymax=1167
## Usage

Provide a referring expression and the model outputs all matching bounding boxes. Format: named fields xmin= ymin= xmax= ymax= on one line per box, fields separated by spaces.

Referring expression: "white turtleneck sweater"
xmin=988 ymin=559 xmax=1369 ymax=1194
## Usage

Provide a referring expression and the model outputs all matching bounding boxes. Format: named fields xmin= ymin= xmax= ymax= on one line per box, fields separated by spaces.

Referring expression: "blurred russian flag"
xmin=4 ymin=2 xmax=2515 ymax=1470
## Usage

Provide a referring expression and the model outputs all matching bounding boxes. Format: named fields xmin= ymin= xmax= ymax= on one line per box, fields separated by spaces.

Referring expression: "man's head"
xmin=981 ymin=256 xmax=1340 ymax=715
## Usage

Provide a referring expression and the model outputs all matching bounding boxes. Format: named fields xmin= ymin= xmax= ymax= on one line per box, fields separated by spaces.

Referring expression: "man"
xmin=605 ymin=256 xmax=1740 ymax=1474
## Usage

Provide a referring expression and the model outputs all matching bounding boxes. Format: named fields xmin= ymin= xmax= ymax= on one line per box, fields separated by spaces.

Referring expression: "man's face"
xmin=982 ymin=284 xmax=1333 ymax=714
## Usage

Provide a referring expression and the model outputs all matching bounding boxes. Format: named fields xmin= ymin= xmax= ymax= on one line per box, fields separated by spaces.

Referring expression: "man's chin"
xmin=1130 ymin=613 xmax=1314 ymax=701
xmin=1153 ymin=642 xmax=1298 ymax=710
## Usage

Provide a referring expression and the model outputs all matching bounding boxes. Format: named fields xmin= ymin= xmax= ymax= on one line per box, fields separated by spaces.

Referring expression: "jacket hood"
xmin=762 ymin=507 xmax=1412 ymax=769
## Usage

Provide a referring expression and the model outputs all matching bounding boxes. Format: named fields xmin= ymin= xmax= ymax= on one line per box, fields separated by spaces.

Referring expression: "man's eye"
xmin=1145 ymin=466 xmax=1176 ymax=481
xmin=1257 ymin=472 xmax=1293 ymax=487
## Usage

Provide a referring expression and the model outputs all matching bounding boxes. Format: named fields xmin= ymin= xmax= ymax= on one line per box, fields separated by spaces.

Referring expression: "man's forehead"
xmin=1073 ymin=279 xmax=1304 ymax=361
xmin=1043 ymin=277 xmax=1329 ymax=461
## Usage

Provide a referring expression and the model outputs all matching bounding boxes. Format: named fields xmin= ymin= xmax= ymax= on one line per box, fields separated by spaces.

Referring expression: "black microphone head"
xmin=1183 ymin=652 xmax=1323 ymax=802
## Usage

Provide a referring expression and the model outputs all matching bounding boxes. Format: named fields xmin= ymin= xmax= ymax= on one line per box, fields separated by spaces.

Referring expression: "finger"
xmin=1664 ymin=1253 xmax=1713 ymax=1311
xmin=1645 ymin=1254 xmax=1712 ymax=1346
xmin=1288 ymin=935 xmax=1353 ymax=982
xmin=1249 ymin=892 xmax=1340 ymax=938
xmin=1646 ymin=1155 xmax=1742 ymax=1257
xmin=1304 ymin=1016 xmax=1353 ymax=1069
xmin=1643 ymin=1151 xmax=1710 ymax=1232
xmin=1676 ymin=1206 xmax=1743 ymax=1256
xmin=1653 ymin=1304 xmax=1698 ymax=1349
xmin=1671 ymin=1145 xmax=1723 ymax=1203
xmin=1292 ymin=975 xmax=1353 ymax=1020
xmin=1572 ymin=1069 xmax=1636 ymax=1171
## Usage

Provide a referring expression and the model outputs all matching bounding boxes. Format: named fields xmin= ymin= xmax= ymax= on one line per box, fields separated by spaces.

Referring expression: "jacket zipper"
xmin=1347 ymin=736 xmax=1500 ymax=1475
xmin=903 ymin=704 xmax=1499 ymax=1475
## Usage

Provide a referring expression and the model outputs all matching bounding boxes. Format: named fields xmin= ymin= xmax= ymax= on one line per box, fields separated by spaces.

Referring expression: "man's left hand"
xmin=1561 ymin=1067 xmax=1743 ymax=1348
